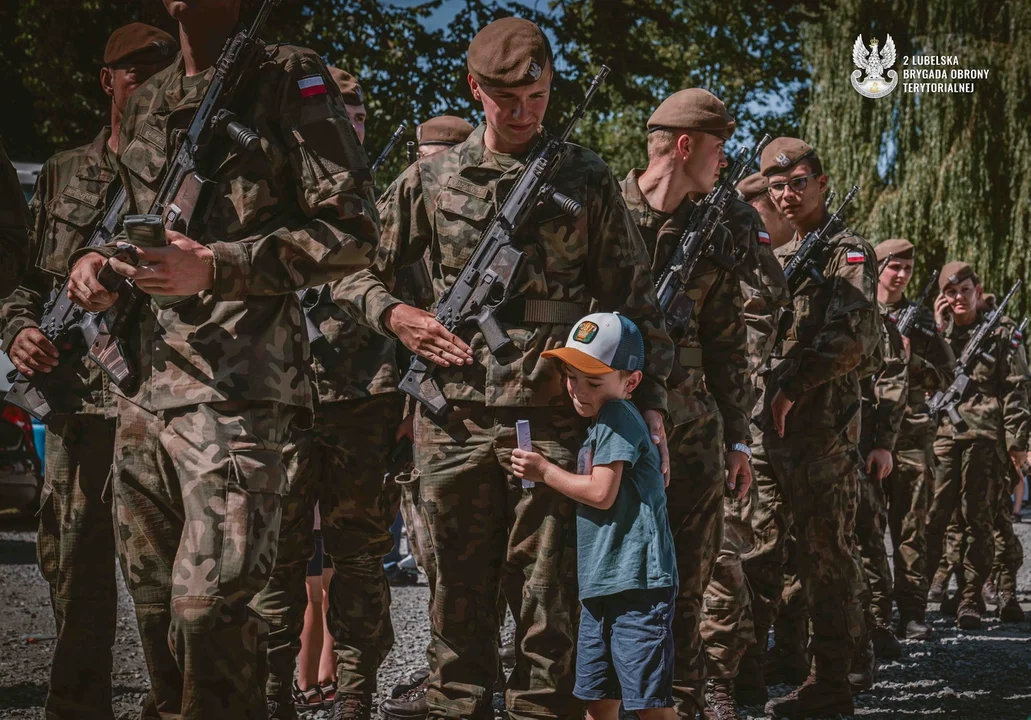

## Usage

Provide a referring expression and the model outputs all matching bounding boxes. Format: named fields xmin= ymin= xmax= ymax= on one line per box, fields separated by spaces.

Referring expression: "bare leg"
xmin=318 ymin=568 xmax=337 ymax=684
xmin=586 ymin=699 xmax=621 ymax=720
xmin=298 ymin=574 xmax=324 ymax=690
xmin=637 ymin=709 xmax=677 ymax=720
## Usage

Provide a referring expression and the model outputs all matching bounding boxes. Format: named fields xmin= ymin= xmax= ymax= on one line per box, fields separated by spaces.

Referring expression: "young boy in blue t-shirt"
xmin=512 ymin=312 xmax=678 ymax=720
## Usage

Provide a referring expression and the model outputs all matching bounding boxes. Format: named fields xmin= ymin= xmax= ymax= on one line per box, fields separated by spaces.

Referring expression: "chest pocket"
xmin=433 ymin=176 xmax=493 ymax=272
xmin=121 ymin=118 xmax=169 ymax=188
xmin=39 ymin=190 xmax=104 ymax=276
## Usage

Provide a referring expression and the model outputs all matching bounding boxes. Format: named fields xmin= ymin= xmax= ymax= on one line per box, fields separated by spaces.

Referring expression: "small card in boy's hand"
xmin=516 ymin=420 xmax=534 ymax=488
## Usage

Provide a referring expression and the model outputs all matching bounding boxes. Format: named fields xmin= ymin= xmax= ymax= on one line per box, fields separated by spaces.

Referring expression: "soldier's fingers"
xmin=109 ymin=257 xmax=139 ymax=278
xmin=27 ymin=346 xmax=59 ymax=367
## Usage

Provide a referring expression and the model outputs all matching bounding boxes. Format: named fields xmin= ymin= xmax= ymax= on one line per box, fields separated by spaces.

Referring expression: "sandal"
xmin=292 ymin=680 xmax=325 ymax=710
xmin=318 ymin=679 xmax=337 ymax=705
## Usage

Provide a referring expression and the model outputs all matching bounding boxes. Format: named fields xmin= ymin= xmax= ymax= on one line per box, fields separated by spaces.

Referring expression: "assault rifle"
xmin=398 ymin=66 xmax=611 ymax=417
xmin=4 ymin=188 xmax=128 ymax=421
xmin=783 ymin=185 xmax=860 ymax=294
xmin=83 ymin=0 xmax=283 ymax=391
xmin=893 ymin=270 xmax=939 ymax=338
xmin=928 ymin=280 xmax=1021 ymax=432
xmin=655 ymin=134 xmax=772 ymax=328
xmin=372 ymin=124 xmax=405 ymax=173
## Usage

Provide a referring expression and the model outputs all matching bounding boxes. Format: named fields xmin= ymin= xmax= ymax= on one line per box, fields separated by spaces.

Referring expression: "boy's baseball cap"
xmin=542 ymin=312 xmax=645 ymax=375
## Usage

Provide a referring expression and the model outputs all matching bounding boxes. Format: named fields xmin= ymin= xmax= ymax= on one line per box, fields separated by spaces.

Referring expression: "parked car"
xmin=14 ymin=160 xmax=41 ymax=202
xmin=0 ymin=352 xmax=43 ymax=511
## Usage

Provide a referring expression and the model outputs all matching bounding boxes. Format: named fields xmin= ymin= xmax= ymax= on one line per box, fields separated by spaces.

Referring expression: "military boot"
xmin=896 ymin=614 xmax=933 ymax=641
xmin=268 ymin=698 xmax=298 ymax=720
xmin=763 ymin=644 xmax=810 ymax=687
xmin=982 ymin=577 xmax=999 ymax=606
xmin=735 ymin=646 xmax=768 ymax=707
xmin=848 ymin=638 xmax=876 ymax=694
xmin=956 ymin=601 xmax=982 ymax=630
xmin=330 ymin=693 xmax=372 ymax=720
xmin=704 ymin=679 xmax=741 ymax=720
xmin=381 ymin=674 xmax=429 ymax=720
xmin=763 ymin=676 xmax=854 ymax=719
xmin=870 ymin=625 xmax=902 ymax=660
xmin=926 ymin=574 xmax=946 ymax=603
xmin=999 ymin=592 xmax=1026 ymax=623
xmin=939 ymin=591 xmax=960 ymax=617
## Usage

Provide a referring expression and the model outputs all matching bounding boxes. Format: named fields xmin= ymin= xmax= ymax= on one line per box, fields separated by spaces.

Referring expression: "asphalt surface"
xmin=1 ymin=511 xmax=1029 ymax=719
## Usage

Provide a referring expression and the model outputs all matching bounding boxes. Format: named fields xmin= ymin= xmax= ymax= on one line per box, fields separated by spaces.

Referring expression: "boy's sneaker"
xmin=763 ymin=676 xmax=854 ymax=719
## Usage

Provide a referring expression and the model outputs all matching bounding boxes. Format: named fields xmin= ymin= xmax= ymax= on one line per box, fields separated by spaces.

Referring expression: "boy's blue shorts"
xmin=574 ymin=586 xmax=676 ymax=711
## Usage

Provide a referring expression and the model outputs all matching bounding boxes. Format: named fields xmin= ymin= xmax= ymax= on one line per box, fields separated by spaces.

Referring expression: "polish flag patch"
xmin=758 ymin=230 xmax=771 ymax=245
xmin=846 ymin=251 xmax=866 ymax=264
xmin=298 ymin=75 xmax=327 ymax=98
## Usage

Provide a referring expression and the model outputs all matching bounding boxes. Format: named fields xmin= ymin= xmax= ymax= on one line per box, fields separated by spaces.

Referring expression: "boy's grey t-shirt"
xmin=576 ymin=398 xmax=678 ymax=600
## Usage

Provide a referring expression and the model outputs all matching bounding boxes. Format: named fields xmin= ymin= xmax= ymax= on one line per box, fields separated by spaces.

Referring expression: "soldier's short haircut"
xmin=798 ymin=153 xmax=824 ymax=177
xmin=646 ymin=128 xmax=697 ymax=161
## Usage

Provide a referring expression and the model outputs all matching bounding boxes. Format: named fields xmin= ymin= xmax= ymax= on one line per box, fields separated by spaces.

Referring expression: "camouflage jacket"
xmin=883 ymin=295 xmax=954 ymax=448
xmin=860 ymin=301 xmax=909 ymax=452
xmin=74 ymin=48 xmax=379 ymax=413
xmin=336 ymin=125 xmax=672 ymax=412
xmin=725 ymin=200 xmax=791 ymax=376
xmin=620 ymin=170 xmax=752 ymax=443
xmin=0 ymin=128 xmax=118 ymax=417
xmin=937 ymin=310 xmax=1030 ymax=450
xmin=765 ymin=222 xmax=881 ymax=436
xmin=0 ymin=137 xmax=30 ymax=298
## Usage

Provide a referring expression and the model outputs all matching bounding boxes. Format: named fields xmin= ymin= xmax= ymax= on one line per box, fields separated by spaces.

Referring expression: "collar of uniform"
xmin=621 ymin=168 xmax=672 ymax=231
xmin=158 ymin=53 xmax=212 ymax=113
xmin=83 ymin=126 xmax=113 ymax=171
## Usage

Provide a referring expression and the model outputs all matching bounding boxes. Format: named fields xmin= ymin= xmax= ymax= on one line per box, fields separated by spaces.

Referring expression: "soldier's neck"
xmin=954 ymin=310 xmax=978 ymax=327
xmin=483 ymin=125 xmax=535 ymax=156
xmin=178 ymin=13 xmax=238 ymax=76
xmin=638 ymin=163 xmax=692 ymax=214
xmin=878 ymin=284 xmax=902 ymax=305
xmin=108 ymin=107 xmax=122 ymax=154
xmin=794 ymin=207 xmax=829 ymax=236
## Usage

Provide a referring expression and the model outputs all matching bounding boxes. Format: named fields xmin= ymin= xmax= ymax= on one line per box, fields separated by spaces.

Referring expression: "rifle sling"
xmin=497 ymin=298 xmax=588 ymax=326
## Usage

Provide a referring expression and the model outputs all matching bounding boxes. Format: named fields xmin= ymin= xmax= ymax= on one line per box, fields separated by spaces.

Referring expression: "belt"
xmin=497 ymin=298 xmax=589 ymax=325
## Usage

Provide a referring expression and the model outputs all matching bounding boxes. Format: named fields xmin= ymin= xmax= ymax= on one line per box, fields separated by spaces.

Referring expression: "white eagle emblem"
xmin=850 ymin=34 xmax=899 ymax=99
xmin=527 ymin=59 xmax=542 ymax=81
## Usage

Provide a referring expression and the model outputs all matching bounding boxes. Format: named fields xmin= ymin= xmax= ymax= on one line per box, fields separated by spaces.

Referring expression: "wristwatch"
xmin=730 ymin=442 xmax=752 ymax=458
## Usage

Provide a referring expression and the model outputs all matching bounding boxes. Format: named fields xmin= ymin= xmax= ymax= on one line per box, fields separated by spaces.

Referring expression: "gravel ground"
xmin=1 ymin=511 xmax=1029 ymax=719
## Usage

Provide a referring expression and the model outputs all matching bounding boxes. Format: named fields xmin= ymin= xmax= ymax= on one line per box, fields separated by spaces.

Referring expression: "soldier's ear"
xmin=468 ymin=74 xmax=482 ymax=102
xmin=817 ymin=173 xmax=829 ymax=195
xmin=676 ymin=132 xmax=692 ymax=160
xmin=100 ymin=66 xmax=115 ymax=99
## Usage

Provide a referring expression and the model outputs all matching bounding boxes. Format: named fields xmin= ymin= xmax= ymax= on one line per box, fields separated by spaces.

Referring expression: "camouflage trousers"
xmin=253 ymin=394 xmax=404 ymax=700
xmin=113 ymin=397 xmax=295 ymax=720
xmin=764 ymin=428 xmax=865 ymax=681
xmin=991 ymin=463 xmax=1023 ymax=596
xmin=666 ymin=414 xmax=725 ymax=715
xmin=884 ymin=443 xmax=933 ymax=620
xmin=741 ymin=423 xmax=791 ymax=662
xmin=412 ymin=402 xmax=585 ymax=720
xmin=925 ymin=437 xmax=996 ymax=606
xmin=854 ymin=468 xmax=892 ymax=628
xmin=701 ymin=491 xmax=755 ymax=681
xmin=37 ymin=415 xmax=117 ymax=720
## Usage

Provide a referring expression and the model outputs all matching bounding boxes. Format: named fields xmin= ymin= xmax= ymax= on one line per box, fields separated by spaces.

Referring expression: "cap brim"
xmin=541 ymin=347 xmax=615 ymax=375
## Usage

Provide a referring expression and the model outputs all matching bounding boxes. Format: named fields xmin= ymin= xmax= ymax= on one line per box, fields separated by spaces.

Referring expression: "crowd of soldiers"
xmin=0 ymin=5 xmax=1028 ymax=720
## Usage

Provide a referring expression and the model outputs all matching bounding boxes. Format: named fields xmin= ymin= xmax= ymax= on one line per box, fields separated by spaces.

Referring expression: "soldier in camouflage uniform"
xmin=0 ymin=25 xmax=175 ymax=720
xmin=338 ymin=18 xmax=673 ymax=719
xmin=250 ymin=69 xmax=402 ymax=720
xmin=925 ymin=263 xmax=1029 ymax=630
xmin=0 ymin=136 xmax=30 ymax=297
xmin=620 ymin=89 xmax=754 ymax=719
xmin=990 ymin=441 xmax=1027 ymax=622
xmin=869 ymin=239 xmax=953 ymax=642
xmin=851 ymin=240 xmax=909 ymax=674
xmin=731 ymin=174 xmax=794 ymax=708
xmin=329 ymin=68 xmax=368 ymax=145
xmin=65 ymin=3 xmax=379 ymax=717
xmin=757 ymin=139 xmax=881 ymax=719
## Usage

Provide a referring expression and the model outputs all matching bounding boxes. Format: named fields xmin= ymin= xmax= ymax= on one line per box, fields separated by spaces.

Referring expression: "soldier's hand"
xmin=726 ymin=450 xmax=753 ymax=499
xmin=384 ymin=304 xmax=474 ymax=368
xmin=8 ymin=327 xmax=59 ymax=377
xmin=934 ymin=293 xmax=950 ymax=330
xmin=866 ymin=448 xmax=893 ymax=482
xmin=114 ymin=231 xmax=214 ymax=296
xmin=396 ymin=413 xmax=414 ymax=443
xmin=770 ymin=390 xmax=794 ymax=438
xmin=642 ymin=409 xmax=670 ymax=486
xmin=901 ymin=335 xmax=912 ymax=362
xmin=68 ymin=253 xmax=119 ymax=312
xmin=1010 ymin=450 xmax=1028 ymax=476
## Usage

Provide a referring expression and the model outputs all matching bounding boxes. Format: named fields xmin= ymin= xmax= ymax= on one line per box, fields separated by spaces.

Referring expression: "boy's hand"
xmin=512 ymin=448 xmax=549 ymax=485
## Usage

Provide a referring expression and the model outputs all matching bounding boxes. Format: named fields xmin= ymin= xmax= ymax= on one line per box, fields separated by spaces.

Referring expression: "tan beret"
xmin=939 ymin=261 xmax=978 ymax=291
xmin=760 ymin=137 xmax=815 ymax=176
xmin=647 ymin=89 xmax=736 ymax=141
xmin=417 ymin=116 xmax=475 ymax=147
xmin=103 ymin=23 xmax=176 ymax=66
xmin=467 ymin=17 xmax=550 ymax=88
xmin=328 ymin=67 xmax=365 ymax=106
xmin=874 ymin=238 xmax=914 ymax=262
xmin=737 ymin=172 xmax=768 ymax=203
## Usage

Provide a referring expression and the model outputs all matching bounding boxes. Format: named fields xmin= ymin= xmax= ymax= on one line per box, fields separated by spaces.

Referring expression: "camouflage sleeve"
xmin=330 ymin=163 xmax=434 ymax=335
xmin=0 ymin=138 xmax=30 ymax=298
xmin=207 ymin=51 xmax=380 ymax=299
xmin=909 ymin=305 xmax=955 ymax=393
xmin=587 ymin=169 xmax=672 ymax=414
xmin=0 ymin=159 xmax=51 ymax=349
xmin=737 ymin=209 xmax=790 ymax=372
xmin=869 ymin=322 xmax=909 ymax=451
xmin=1000 ymin=328 xmax=1031 ymax=450
xmin=780 ymin=242 xmax=878 ymax=400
